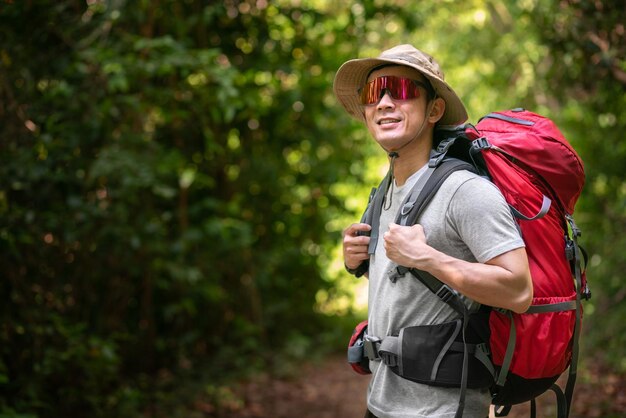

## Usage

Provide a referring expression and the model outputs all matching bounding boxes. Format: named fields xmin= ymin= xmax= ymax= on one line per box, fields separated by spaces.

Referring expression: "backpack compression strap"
xmin=563 ymin=214 xmax=586 ymax=417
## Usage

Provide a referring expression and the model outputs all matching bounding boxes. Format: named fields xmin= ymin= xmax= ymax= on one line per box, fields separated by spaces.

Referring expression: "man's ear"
xmin=427 ymin=98 xmax=446 ymax=124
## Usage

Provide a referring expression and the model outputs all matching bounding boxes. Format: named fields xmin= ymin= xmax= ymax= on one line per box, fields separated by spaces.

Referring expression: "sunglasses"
xmin=358 ymin=76 xmax=431 ymax=106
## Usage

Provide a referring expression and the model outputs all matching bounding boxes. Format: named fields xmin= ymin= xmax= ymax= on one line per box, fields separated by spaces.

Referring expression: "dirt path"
xmin=214 ymin=354 xmax=625 ymax=418
xmin=224 ymin=354 xmax=369 ymax=418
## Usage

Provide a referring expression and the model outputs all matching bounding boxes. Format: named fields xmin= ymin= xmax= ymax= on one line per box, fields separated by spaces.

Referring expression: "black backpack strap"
xmin=367 ymin=169 xmax=392 ymax=255
xmin=563 ymin=215 xmax=586 ymax=417
xmin=347 ymin=154 xmax=471 ymax=278
xmin=390 ymin=157 xmax=476 ymax=288
xmin=390 ymin=155 xmax=484 ymax=418
xmin=396 ymin=157 xmax=477 ymax=227
xmin=348 ymin=138 xmax=475 ymax=278
xmin=345 ymin=169 xmax=393 ymax=278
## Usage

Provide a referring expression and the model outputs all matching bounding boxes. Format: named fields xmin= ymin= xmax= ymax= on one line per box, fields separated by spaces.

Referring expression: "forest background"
xmin=1 ymin=1 xmax=625 ymax=417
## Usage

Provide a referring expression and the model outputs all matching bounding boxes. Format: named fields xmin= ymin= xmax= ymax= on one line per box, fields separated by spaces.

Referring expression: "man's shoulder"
xmin=436 ymin=169 xmax=507 ymax=210
xmin=441 ymin=169 xmax=496 ymax=193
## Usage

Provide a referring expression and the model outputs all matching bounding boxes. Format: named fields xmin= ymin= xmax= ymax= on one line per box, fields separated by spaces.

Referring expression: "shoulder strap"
xmin=396 ymin=156 xmax=487 ymax=418
xmin=349 ymin=154 xmax=476 ymax=280
xmin=391 ymin=157 xmax=478 ymax=316
xmin=346 ymin=170 xmax=392 ymax=278
xmin=391 ymin=157 xmax=476 ymax=288
xmin=396 ymin=157 xmax=476 ymax=227
xmin=366 ymin=169 xmax=392 ymax=255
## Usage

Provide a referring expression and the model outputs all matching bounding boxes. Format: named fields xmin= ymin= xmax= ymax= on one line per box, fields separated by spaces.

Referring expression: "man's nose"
xmin=377 ymin=90 xmax=395 ymax=108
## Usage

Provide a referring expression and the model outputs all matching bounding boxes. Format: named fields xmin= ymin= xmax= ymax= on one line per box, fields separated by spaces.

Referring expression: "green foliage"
xmin=0 ymin=0 xmax=624 ymax=416
xmin=0 ymin=1 xmax=366 ymax=416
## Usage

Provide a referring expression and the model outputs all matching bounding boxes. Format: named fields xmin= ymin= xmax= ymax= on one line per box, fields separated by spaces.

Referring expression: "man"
xmin=334 ymin=44 xmax=533 ymax=418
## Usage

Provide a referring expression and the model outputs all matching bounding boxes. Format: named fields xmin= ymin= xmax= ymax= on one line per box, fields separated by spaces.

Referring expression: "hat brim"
xmin=333 ymin=57 xmax=468 ymax=126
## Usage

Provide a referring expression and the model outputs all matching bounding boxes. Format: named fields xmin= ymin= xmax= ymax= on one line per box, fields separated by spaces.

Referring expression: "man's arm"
xmin=383 ymin=223 xmax=533 ymax=313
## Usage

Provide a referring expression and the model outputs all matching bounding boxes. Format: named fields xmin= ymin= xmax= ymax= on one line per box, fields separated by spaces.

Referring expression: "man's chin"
xmin=375 ymin=138 xmax=404 ymax=152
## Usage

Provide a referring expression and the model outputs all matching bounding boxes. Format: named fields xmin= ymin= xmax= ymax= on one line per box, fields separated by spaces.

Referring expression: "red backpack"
xmin=463 ymin=109 xmax=588 ymax=416
xmin=347 ymin=109 xmax=589 ymax=418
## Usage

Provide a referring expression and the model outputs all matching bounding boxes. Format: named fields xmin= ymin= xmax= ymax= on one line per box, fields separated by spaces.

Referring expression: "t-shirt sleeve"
xmin=446 ymin=176 xmax=525 ymax=263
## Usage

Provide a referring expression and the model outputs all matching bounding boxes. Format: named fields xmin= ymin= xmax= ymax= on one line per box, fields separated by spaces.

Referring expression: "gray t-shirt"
xmin=366 ymin=165 xmax=524 ymax=418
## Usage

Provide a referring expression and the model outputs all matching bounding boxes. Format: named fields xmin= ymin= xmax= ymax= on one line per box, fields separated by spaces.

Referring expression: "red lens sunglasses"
xmin=358 ymin=76 xmax=431 ymax=106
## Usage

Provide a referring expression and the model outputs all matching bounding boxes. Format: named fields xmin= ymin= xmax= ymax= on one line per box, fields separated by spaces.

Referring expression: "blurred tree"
xmin=0 ymin=1 xmax=369 ymax=416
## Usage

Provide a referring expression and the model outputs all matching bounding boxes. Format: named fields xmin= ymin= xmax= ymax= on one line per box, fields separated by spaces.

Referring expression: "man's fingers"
xmin=345 ymin=235 xmax=370 ymax=246
xmin=344 ymin=223 xmax=372 ymax=237
xmin=346 ymin=243 xmax=369 ymax=253
xmin=343 ymin=223 xmax=371 ymax=267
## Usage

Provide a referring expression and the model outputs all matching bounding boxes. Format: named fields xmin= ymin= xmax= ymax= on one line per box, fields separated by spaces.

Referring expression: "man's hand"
xmin=383 ymin=223 xmax=431 ymax=269
xmin=343 ymin=223 xmax=371 ymax=269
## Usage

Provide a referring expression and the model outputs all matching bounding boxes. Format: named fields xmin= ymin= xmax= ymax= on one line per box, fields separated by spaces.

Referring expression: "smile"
xmin=378 ymin=118 xmax=401 ymax=125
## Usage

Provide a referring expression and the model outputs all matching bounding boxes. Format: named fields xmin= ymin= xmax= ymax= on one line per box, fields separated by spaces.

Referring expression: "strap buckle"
xmin=566 ymin=214 xmax=582 ymax=238
xmin=565 ymin=238 xmax=575 ymax=261
xmin=475 ymin=342 xmax=490 ymax=356
xmin=435 ymin=284 xmax=459 ymax=304
xmin=389 ymin=265 xmax=409 ymax=283
xmin=471 ymin=137 xmax=491 ymax=151
xmin=363 ymin=336 xmax=381 ymax=361
xmin=400 ymin=201 xmax=414 ymax=216
xmin=380 ymin=351 xmax=398 ymax=367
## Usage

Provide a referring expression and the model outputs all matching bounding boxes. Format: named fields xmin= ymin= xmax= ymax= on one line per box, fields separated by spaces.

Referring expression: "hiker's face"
xmin=363 ymin=66 xmax=432 ymax=152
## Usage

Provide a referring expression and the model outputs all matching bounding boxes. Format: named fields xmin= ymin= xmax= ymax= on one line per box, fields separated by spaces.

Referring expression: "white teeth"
xmin=379 ymin=119 xmax=399 ymax=125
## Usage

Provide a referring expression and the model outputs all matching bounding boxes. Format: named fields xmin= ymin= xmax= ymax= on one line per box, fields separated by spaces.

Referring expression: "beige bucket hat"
xmin=333 ymin=44 xmax=468 ymax=126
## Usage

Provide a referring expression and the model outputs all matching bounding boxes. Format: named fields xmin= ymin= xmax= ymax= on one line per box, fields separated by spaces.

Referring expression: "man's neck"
xmin=389 ymin=139 xmax=433 ymax=186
